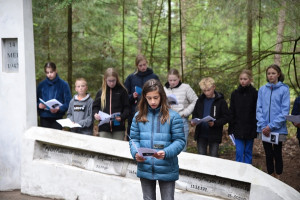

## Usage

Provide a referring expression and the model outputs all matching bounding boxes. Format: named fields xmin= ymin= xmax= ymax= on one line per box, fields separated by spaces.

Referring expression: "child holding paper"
xmin=124 ymin=55 xmax=159 ymax=139
xmin=67 ymin=78 xmax=93 ymax=135
xmin=129 ymin=79 xmax=185 ymax=200
xmin=256 ymin=64 xmax=290 ymax=178
xmin=228 ymin=69 xmax=258 ymax=164
xmin=291 ymin=96 xmax=300 ymax=146
xmin=92 ymin=68 xmax=130 ymax=140
xmin=191 ymin=77 xmax=229 ymax=157
xmin=164 ymin=68 xmax=198 ymax=151
xmin=37 ymin=62 xmax=72 ymax=130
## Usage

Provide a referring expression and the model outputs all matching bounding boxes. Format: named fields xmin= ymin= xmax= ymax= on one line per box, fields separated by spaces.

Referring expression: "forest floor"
xmin=186 ymin=126 xmax=300 ymax=192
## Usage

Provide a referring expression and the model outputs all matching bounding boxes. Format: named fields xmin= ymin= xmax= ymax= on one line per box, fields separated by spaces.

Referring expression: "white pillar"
xmin=0 ymin=0 xmax=36 ymax=190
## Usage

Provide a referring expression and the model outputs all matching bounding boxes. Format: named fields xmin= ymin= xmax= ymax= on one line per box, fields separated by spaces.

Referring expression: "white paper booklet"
xmin=129 ymin=136 xmax=157 ymax=158
xmin=167 ymin=94 xmax=178 ymax=105
xmin=39 ymin=98 xmax=63 ymax=109
xmin=56 ymin=118 xmax=82 ymax=128
xmin=191 ymin=115 xmax=216 ymax=125
xmin=262 ymin=132 xmax=279 ymax=144
xmin=229 ymin=134 xmax=236 ymax=146
xmin=285 ymin=115 xmax=300 ymax=124
xmin=98 ymin=111 xmax=120 ymax=126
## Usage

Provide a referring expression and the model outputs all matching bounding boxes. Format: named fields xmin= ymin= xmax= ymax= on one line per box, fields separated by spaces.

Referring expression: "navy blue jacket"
xmin=291 ymin=96 xmax=300 ymax=139
xmin=37 ymin=74 xmax=72 ymax=119
xmin=124 ymin=68 xmax=159 ymax=115
xmin=129 ymin=107 xmax=185 ymax=181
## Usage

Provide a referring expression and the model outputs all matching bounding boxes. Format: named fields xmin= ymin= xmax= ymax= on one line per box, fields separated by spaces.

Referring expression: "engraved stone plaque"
xmin=2 ymin=38 xmax=19 ymax=72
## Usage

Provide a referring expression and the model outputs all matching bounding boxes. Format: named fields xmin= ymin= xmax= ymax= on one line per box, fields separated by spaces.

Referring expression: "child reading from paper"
xmin=129 ymin=79 xmax=185 ymax=200
xmin=256 ymin=64 xmax=290 ymax=179
xmin=191 ymin=77 xmax=229 ymax=157
xmin=164 ymin=68 xmax=198 ymax=152
xmin=92 ymin=68 xmax=129 ymax=140
xmin=37 ymin=62 xmax=72 ymax=130
xmin=66 ymin=78 xmax=93 ymax=135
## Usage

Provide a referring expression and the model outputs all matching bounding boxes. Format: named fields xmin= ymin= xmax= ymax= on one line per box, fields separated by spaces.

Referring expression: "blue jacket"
xmin=291 ymin=96 xmax=300 ymax=139
xmin=256 ymin=81 xmax=290 ymax=134
xmin=129 ymin=107 xmax=185 ymax=181
xmin=124 ymin=68 xmax=159 ymax=115
xmin=37 ymin=74 xmax=72 ymax=119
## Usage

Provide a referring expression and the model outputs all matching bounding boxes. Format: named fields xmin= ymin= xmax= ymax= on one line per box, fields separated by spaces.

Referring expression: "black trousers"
xmin=262 ymin=141 xmax=283 ymax=175
xmin=40 ymin=117 xmax=62 ymax=130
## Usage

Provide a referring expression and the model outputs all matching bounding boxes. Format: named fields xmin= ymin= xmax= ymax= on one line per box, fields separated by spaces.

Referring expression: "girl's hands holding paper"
xmin=153 ymin=150 xmax=165 ymax=160
xmin=135 ymin=153 xmax=146 ymax=162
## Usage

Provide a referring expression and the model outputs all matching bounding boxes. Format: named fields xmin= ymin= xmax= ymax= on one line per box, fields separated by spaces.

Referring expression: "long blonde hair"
xmin=136 ymin=79 xmax=170 ymax=124
xmin=100 ymin=68 xmax=126 ymax=110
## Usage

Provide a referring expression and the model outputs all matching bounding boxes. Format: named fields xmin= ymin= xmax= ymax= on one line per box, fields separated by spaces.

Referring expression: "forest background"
xmin=32 ymin=0 xmax=300 ymax=191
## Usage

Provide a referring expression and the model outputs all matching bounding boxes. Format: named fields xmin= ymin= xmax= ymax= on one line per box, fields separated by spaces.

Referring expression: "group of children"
xmin=37 ymin=58 xmax=300 ymax=200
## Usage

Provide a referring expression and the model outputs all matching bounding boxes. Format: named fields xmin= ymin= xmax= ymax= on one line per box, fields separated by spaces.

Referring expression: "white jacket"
xmin=164 ymin=82 xmax=198 ymax=118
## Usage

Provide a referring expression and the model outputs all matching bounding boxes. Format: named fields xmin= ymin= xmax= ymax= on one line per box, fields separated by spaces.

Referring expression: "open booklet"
xmin=167 ymin=94 xmax=178 ymax=105
xmin=98 ymin=111 xmax=121 ymax=126
xmin=56 ymin=118 xmax=82 ymax=128
xmin=262 ymin=132 xmax=279 ymax=144
xmin=39 ymin=98 xmax=62 ymax=110
xmin=129 ymin=136 xmax=157 ymax=158
xmin=285 ymin=115 xmax=300 ymax=124
xmin=191 ymin=115 xmax=216 ymax=125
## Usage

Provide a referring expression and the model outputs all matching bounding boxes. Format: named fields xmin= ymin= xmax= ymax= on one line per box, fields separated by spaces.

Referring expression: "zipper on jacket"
xmin=151 ymin=109 xmax=155 ymax=179
xmin=110 ymin=88 xmax=112 ymax=132
xmin=268 ymin=86 xmax=273 ymax=123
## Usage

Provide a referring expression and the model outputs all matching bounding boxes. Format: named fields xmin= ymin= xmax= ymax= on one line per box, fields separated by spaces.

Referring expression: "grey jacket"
xmin=67 ymin=94 xmax=94 ymax=135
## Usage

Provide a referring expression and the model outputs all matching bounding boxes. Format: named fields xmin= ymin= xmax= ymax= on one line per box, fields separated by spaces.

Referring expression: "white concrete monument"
xmin=0 ymin=0 xmax=36 ymax=190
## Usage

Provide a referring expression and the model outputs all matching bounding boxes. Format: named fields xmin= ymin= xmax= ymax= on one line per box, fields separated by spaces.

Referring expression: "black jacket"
xmin=92 ymin=84 xmax=130 ymax=132
xmin=192 ymin=91 xmax=229 ymax=143
xmin=228 ymin=85 xmax=258 ymax=140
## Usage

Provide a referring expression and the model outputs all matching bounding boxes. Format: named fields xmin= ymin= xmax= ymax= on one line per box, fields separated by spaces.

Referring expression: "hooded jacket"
xmin=124 ymin=68 xmax=159 ymax=114
xmin=92 ymin=84 xmax=130 ymax=132
xmin=164 ymin=81 xmax=198 ymax=118
xmin=67 ymin=94 xmax=93 ymax=135
xmin=192 ymin=91 xmax=229 ymax=143
xmin=291 ymin=96 xmax=300 ymax=139
xmin=228 ymin=85 xmax=258 ymax=140
xmin=129 ymin=107 xmax=185 ymax=181
xmin=37 ymin=74 xmax=72 ymax=119
xmin=256 ymin=81 xmax=290 ymax=134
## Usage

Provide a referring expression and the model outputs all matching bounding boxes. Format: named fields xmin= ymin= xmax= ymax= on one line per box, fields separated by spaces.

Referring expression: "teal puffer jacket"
xmin=129 ymin=107 xmax=185 ymax=181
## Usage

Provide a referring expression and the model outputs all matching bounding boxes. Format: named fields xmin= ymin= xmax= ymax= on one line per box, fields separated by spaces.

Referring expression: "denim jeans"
xmin=235 ymin=138 xmax=254 ymax=164
xmin=140 ymin=178 xmax=175 ymax=200
xmin=197 ymin=137 xmax=219 ymax=157
xmin=182 ymin=118 xmax=189 ymax=152
xmin=262 ymin=141 xmax=283 ymax=175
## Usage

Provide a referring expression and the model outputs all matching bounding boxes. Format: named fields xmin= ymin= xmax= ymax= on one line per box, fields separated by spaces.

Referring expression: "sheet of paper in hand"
xmin=262 ymin=132 xmax=279 ymax=144
xmin=285 ymin=115 xmax=300 ymax=124
xmin=56 ymin=118 xmax=82 ymax=128
xmin=39 ymin=98 xmax=63 ymax=109
xmin=191 ymin=115 xmax=216 ymax=125
xmin=98 ymin=111 xmax=121 ymax=126
xmin=167 ymin=94 xmax=178 ymax=105
xmin=129 ymin=136 xmax=157 ymax=158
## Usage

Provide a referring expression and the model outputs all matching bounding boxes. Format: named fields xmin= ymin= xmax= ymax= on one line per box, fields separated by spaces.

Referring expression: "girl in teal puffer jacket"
xmin=129 ymin=79 xmax=185 ymax=200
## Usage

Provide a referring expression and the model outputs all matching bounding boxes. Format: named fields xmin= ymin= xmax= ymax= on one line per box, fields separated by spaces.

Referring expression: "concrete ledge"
xmin=21 ymin=127 xmax=300 ymax=200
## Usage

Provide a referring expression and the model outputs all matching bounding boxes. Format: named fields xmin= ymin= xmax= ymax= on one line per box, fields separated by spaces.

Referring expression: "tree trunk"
xmin=257 ymin=0 xmax=261 ymax=88
xmin=67 ymin=4 xmax=72 ymax=88
xmin=167 ymin=0 xmax=171 ymax=71
xmin=122 ymin=0 xmax=125 ymax=82
xmin=179 ymin=0 xmax=186 ymax=82
xmin=137 ymin=0 xmax=143 ymax=54
xmin=274 ymin=0 xmax=286 ymax=66
xmin=246 ymin=0 xmax=253 ymax=70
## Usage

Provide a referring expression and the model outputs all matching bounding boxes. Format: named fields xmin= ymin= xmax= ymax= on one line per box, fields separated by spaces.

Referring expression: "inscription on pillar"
xmin=2 ymin=38 xmax=19 ymax=72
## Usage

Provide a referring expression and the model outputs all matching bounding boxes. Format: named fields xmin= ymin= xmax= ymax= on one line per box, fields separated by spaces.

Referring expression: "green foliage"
xmin=32 ymin=0 xmax=300 ymax=99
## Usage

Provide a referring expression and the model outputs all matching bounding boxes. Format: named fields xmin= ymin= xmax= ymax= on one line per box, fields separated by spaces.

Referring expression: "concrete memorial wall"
xmin=0 ymin=0 xmax=36 ymax=190
xmin=22 ymin=127 xmax=300 ymax=200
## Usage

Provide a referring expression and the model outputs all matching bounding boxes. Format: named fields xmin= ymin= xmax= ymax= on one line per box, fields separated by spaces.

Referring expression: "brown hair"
xmin=75 ymin=78 xmax=88 ymax=86
xmin=136 ymin=79 xmax=170 ymax=124
xmin=239 ymin=69 xmax=253 ymax=85
xmin=167 ymin=68 xmax=181 ymax=80
xmin=101 ymin=68 xmax=126 ymax=110
xmin=44 ymin=62 xmax=56 ymax=72
xmin=266 ymin=64 xmax=284 ymax=82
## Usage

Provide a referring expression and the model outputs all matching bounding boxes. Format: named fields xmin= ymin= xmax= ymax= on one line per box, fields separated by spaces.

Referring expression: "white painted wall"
xmin=0 ymin=0 xmax=36 ymax=190
xmin=22 ymin=127 xmax=300 ymax=200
